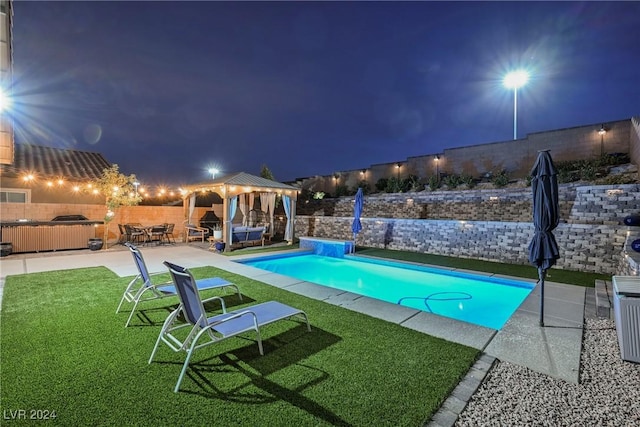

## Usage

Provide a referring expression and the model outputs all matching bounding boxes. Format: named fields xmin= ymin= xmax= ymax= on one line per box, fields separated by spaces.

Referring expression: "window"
xmin=0 ymin=188 xmax=29 ymax=203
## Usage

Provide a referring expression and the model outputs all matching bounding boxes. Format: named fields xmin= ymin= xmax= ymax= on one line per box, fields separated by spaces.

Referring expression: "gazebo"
xmin=179 ymin=172 xmax=299 ymax=251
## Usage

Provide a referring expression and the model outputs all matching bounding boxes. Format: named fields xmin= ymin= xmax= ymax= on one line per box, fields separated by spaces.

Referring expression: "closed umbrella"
xmin=528 ymin=150 xmax=560 ymax=327
xmin=351 ymin=188 xmax=364 ymax=253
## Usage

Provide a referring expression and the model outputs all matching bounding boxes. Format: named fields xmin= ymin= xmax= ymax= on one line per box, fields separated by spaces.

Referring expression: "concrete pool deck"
xmin=0 ymin=244 xmax=585 ymax=387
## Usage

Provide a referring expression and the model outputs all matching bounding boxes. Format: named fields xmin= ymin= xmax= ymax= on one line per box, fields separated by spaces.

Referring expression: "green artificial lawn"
xmin=1 ymin=267 xmax=478 ymax=426
xmin=357 ymin=248 xmax=610 ymax=287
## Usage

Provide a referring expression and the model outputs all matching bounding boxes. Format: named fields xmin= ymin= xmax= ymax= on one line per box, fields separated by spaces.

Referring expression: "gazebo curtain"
xmin=261 ymin=192 xmax=276 ymax=235
xmin=283 ymin=194 xmax=291 ymax=241
xmin=229 ymin=196 xmax=238 ymax=222
xmin=239 ymin=194 xmax=249 ymax=225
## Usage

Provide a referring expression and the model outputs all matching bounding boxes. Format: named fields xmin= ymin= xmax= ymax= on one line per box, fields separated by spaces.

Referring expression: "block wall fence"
xmin=299 ymin=118 xmax=637 ymax=194
xmin=294 ymin=184 xmax=640 ymax=275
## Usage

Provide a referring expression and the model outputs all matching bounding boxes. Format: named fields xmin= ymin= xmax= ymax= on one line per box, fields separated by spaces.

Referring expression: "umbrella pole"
xmin=539 ymin=268 xmax=546 ymax=327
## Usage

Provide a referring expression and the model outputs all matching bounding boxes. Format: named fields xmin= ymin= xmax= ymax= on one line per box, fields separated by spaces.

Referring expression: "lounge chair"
xmin=116 ymin=243 xmax=241 ymax=327
xmin=151 ymin=261 xmax=311 ymax=392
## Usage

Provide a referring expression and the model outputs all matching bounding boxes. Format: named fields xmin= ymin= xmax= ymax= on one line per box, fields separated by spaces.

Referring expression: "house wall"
xmin=0 ymin=176 xmax=107 ymax=204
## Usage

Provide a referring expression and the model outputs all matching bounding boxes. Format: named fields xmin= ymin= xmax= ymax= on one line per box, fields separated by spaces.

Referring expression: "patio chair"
xmin=148 ymin=225 xmax=167 ymax=245
xmin=163 ymin=223 xmax=176 ymax=244
xmin=116 ymin=243 xmax=242 ymax=327
xmin=151 ymin=261 xmax=312 ymax=392
xmin=185 ymin=224 xmax=209 ymax=242
xmin=117 ymin=224 xmax=127 ymax=245
xmin=124 ymin=224 xmax=145 ymax=245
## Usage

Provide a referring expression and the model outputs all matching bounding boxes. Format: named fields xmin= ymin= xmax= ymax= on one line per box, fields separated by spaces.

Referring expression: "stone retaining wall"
xmin=298 ymin=184 xmax=640 ymax=224
xmin=295 ymin=216 xmax=628 ymax=275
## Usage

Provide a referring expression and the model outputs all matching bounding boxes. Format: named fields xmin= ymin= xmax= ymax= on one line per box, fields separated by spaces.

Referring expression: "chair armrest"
xmin=186 ymin=226 xmax=208 ymax=233
xmin=148 ymin=272 xmax=172 ymax=285
xmin=202 ymin=295 xmax=227 ymax=313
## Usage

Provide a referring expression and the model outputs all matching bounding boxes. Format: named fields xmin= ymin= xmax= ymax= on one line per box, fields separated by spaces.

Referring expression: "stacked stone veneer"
xmin=298 ymin=184 xmax=640 ymax=224
xmin=295 ymin=184 xmax=640 ymax=275
xmin=299 ymin=187 xmax=575 ymax=221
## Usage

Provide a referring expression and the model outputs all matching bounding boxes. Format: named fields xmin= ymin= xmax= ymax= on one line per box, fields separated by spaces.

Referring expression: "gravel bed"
xmin=455 ymin=318 xmax=640 ymax=426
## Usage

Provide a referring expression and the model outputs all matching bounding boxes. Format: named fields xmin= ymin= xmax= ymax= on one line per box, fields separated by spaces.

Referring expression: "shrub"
xmin=354 ymin=181 xmax=371 ymax=195
xmin=558 ymin=168 xmax=578 ymax=183
xmin=384 ymin=176 xmax=402 ymax=193
xmin=492 ymin=170 xmax=509 ymax=188
xmin=442 ymin=174 xmax=461 ymax=189
xmin=375 ymin=178 xmax=388 ymax=192
xmin=428 ymin=175 xmax=439 ymax=191
xmin=579 ymin=163 xmax=597 ymax=181
xmin=403 ymin=174 xmax=421 ymax=192
xmin=600 ymin=174 xmax=637 ymax=185
xmin=335 ymin=184 xmax=349 ymax=197
xmin=460 ymin=174 xmax=475 ymax=188
xmin=599 ymin=153 xmax=629 ymax=166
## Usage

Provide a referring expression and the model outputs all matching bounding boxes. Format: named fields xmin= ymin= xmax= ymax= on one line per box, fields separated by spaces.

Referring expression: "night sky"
xmin=9 ymin=1 xmax=640 ymax=188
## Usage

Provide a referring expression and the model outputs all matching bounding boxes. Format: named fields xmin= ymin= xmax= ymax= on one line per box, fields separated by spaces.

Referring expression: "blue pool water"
xmin=239 ymin=253 xmax=534 ymax=329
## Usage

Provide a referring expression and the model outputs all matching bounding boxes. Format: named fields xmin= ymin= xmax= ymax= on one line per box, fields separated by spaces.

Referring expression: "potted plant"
xmin=212 ymin=224 xmax=223 ymax=240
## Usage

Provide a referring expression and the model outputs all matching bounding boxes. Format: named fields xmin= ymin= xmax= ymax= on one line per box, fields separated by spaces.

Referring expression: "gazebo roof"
xmin=180 ymin=172 xmax=299 ymax=198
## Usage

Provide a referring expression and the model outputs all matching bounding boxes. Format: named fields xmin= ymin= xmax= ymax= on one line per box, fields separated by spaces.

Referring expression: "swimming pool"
xmin=238 ymin=253 xmax=534 ymax=329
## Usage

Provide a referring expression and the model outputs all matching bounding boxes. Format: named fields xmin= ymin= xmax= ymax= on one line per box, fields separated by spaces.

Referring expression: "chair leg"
xmin=148 ymin=331 xmax=165 ymax=365
xmin=175 ymin=348 xmax=197 ymax=392
xmin=116 ymin=295 xmax=127 ymax=314
xmin=255 ymin=328 xmax=264 ymax=355
xmin=124 ymin=301 xmax=139 ymax=327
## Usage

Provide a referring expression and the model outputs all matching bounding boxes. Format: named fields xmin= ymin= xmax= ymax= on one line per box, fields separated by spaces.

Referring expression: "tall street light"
xmin=208 ymin=168 xmax=219 ymax=180
xmin=503 ymin=70 xmax=529 ymax=140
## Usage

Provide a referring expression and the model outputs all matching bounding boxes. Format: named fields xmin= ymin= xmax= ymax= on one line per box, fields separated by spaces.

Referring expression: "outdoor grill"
xmin=51 ymin=214 xmax=89 ymax=221
xmin=199 ymin=211 xmax=221 ymax=231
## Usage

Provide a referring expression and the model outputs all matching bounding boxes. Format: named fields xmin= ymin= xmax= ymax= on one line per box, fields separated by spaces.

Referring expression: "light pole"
xmin=208 ymin=168 xmax=219 ymax=180
xmin=434 ymin=156 xmax=440 ymax=180
xmin=503 ymin=70 xmax=529 ymax=140
xmin=598 ymin=125 xmax=607 ymax=157
xmin=133 ymin=181 xmax=140 ymax=194
xmin=396 ymin=163 xmax=401 ymax=180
